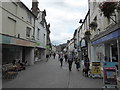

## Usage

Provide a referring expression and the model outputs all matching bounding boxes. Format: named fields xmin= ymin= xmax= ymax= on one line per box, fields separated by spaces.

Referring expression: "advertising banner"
xmin=103 ymin=67 xmax=117 ymax=85
xmin=91 ymin=62 xmax=101 ymax=75
xmin=103 ymin=62 xmax=117 ymax=85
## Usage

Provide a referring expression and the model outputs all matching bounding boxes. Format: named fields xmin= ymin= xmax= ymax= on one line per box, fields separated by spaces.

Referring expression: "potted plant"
xmin=85 ymin=30 xmax=91 ymax=36
xmin=84 ymin=30 xmax=91 ymax=41
xmin=116 ymin=1 xmax=120 ymax=11
xmin=89 ymin=21 xmax=97 ymax=30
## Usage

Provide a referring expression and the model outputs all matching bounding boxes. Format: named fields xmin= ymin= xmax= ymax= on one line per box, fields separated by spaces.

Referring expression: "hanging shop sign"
xmin=103 ymin=62 xmax=117 ymax=85
xmin=91 ymin=62 xmax=101 ymax=75
xmin=81 ymin=39 xmax=86 ymax=47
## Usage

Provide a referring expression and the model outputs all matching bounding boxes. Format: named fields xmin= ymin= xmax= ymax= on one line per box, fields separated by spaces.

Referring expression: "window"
xmin=8 ymin=17 xmax=16 ymax=36
xmin=44 ymin=34 xmax=45 ymax=43
xmin=27 ymin=14 xmax=32 ymax=23
xmin=37 ymin=28 xmax=40 ymax=39
xmin=26 ymin=27 xmax=31 ymax=38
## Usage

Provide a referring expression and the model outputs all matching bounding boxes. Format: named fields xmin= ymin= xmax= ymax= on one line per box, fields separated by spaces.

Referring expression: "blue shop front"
xmin=92 ymin=28 xmax=120 ymax=86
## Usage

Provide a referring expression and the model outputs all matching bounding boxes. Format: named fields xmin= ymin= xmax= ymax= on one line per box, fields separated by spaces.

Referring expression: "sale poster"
xmin=91 ymin=62 xmax=101 ymax=75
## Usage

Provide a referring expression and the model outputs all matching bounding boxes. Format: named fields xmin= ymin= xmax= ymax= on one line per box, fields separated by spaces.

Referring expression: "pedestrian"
xmin=50 ymin=53 xmax=51 ymax=57
xmin=75 ymin=57 xmax=80 ymax=71
xmin=68 ymin=52 xmax=74 ymax=71
xmin=84 ymin=56 xmax=90 ymax=68
xmin=46 ymin=54 xmax=49 ymax=62
xmin=83 ymin=56 xmax=90 ymax=77
xmin=59 ymin=52 xmax=63 ymax=67
xmin=53 ymin=53 xmax=56 ymax=59
xmin=64 ymin=54 xmax=68 ymax=62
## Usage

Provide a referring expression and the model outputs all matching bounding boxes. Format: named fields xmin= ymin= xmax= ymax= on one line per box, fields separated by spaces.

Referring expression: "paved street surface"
xmin=3 ymin=55 xmax=103 ymax=88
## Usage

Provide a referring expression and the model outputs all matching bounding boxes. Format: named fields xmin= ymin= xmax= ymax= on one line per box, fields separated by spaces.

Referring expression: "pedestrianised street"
xmin=3 ymin=55 xmax=103 ymax=88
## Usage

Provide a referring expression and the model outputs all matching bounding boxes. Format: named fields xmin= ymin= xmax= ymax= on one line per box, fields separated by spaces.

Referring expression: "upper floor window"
xmin=26 ymin=27 xmax=31 ymax=38
xmin=27 ymin=14 xmax=32 ymax=23
xmin=37 ymin=28 xmax=40 ymax=40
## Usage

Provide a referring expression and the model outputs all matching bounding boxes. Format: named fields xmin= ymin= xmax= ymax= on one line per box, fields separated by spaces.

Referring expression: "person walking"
xmin=53 ymin=53 xmax=56 ymax=59
xmin=68 ymin=52 xmax=74 ymax=71
xmin=46 ymin=54 xmax=49 ymax=62
xmin=75 ymin=55 xmax=80 ymax=71
xmin=83 ymin=56 xmax=90 ymax=77
xmin=59 ymin=52 xmax=63 ymax=67
xmin=64 ymin=54 xmax=68 ymax=62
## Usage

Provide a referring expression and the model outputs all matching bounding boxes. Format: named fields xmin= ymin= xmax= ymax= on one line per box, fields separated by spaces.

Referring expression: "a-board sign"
xmin=91 ymin=62 xmax=101 ymax=75
xmin=103 ymin=62 xmax=117 ymax=85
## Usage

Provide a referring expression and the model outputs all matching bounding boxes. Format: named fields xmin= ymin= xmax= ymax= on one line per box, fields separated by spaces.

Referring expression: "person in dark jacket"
xmin=53 ymin=53 xmax=56 ymax=59
xmin=59 ymin=52 xmax=63 ymax=67
xmin=68 ymin=52 xmax=74 ymax=71
xmin=64 ymin=54 xmax=68 ymax=62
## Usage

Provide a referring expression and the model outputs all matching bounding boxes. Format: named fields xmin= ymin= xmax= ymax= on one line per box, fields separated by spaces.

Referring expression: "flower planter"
xmin=99 ymin=2 xmax=117 ymax=18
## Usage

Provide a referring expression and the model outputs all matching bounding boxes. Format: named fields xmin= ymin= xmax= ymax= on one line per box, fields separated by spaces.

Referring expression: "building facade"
xmin=1 ymin=1 xmax=36 ymax=65
xmin=31 ymin=1 xmax=47 ymax=62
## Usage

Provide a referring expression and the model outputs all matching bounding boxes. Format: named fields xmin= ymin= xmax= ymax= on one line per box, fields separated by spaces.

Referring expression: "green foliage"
xmin=99 ymin=2 xmax=117 ymax=18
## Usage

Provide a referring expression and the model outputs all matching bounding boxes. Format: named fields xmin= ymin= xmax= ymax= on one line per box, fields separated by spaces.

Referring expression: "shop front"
xmin=2 ymin=44 xmax=22 ymax=65
xmin=92 ymin=28 xmax=120 ymax=83
xmin=1 ymin=34 xmax=35 ymax=65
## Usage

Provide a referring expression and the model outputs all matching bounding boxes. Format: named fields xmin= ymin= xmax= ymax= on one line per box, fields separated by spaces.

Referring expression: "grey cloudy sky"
xmin=21 ymin=0 xmax=88 ymax=45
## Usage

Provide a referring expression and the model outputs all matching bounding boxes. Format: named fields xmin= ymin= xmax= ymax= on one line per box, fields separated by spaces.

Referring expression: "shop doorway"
xmin=111 ymin=42 xmax=118 ymax=70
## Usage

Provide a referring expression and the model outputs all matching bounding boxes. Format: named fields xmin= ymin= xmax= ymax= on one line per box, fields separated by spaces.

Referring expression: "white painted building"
xmin=67 ymin=38 xmax=75 ymax=52
xmin=31 ymin=1 xmax=47 ymax=62
xmin=1 ymin=1 xmax=36 ymax=65
xmin=89 ymin=1 xmax=120 ymax=64
xmin=51 ymin=45 xmax=56 ymax=53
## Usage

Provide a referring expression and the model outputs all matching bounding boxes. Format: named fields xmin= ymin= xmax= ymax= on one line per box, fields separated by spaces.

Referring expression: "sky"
xmin=21 ymin=0 xmax=88 ymax=45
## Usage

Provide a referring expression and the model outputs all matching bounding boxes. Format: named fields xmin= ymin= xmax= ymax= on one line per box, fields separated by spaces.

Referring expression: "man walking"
xmin=59 ymin=52 xmax=63 ymax=67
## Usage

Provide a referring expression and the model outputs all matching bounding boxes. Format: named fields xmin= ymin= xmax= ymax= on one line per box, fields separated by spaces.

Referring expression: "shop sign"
xmin=81 ymin=39 xmax=86 ymax=47
xmin=92 ymin=28 xmax=120 ymax=45
xmin=0 ymin=35 xmax=11 ymax=44
xmin=103 ymin=62 xmax=117 ymax=85
xmin=91 ymin=62 xmax=101 ymax=75
xmin=35 ymin=42 xmax=40 ymax=46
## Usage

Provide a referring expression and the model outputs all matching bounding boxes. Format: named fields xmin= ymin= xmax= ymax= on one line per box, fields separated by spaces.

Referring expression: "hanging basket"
xmin=84 ymin=30 xmax=91 ymax=36
xmin=99 ymin=2 xmax=117 ymax=18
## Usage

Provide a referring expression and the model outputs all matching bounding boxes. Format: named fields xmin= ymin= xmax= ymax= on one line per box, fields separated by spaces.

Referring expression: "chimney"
xmin=31 ymin=0 xmax=39 ymax=16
